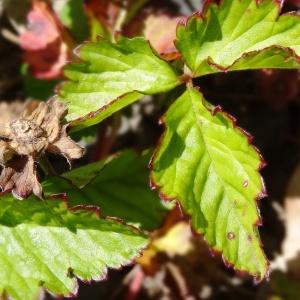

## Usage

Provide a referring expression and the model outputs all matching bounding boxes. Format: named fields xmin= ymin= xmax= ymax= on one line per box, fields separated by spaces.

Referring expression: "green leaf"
xmin=123 ymin=0 xmax=150 ymax=25
xmin=68 ymin=91 xmax=143 ymax=132
xmin=70 ymin=124 xmax=98 ymax=146
xmin=0 ymin=194 xmax=147 ymax=300
xmin=58 ymin=36 xmax=179 ymax=131
xmin=176 ymin=0 xmax=300 ymax=76
xmin=268 ymin=271 xmax=300 ymax=300
xmin=57 ymin=0 xmax=89 ymax=42
xmin=61 ymin=150 xmax=171 ymax=231
xmin=62 ymin=155 xmax=113 ymax=187
xmin=151 ymin=87 xmax=268 ymax=278
xmin=21 ymin=64 xmax=59 ymax=100
xmin=42 ymin=176 xmax=87 ymax=202
xmin=89 ymin=14 xmax=110 ymax=42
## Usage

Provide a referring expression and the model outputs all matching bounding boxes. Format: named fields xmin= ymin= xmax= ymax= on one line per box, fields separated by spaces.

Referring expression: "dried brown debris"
xmin=0 ymin=98 xmax=84 ymax=199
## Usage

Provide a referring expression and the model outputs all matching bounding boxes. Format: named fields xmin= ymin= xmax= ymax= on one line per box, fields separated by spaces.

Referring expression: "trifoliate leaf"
xmin=58 ymin=36 xmax=180 ymax=131
xmin=62 ymin=150 xmax=171 ymax=231
xmin=151 ymin=87 xmax=268 ymax=279
xmin=0 ymin=194 xmax=147 ymax=300
xmin=176 ymin=0 xmax=300 ymax=76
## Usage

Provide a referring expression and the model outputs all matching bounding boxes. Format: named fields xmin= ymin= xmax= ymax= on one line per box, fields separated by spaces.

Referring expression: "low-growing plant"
xmin=1 ymin=0 xmax=300 ymax=299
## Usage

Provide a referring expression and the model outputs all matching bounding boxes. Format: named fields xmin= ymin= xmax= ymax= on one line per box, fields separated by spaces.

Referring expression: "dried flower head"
xmin=0 ymin=99 xmax=84 ymax=199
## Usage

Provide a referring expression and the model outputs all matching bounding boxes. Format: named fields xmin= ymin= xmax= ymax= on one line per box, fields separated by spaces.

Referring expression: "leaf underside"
xmin=0 ymin=195 xmax=147 ymax=300
xmin=151 ymin=87 xmax=268 ymax=278
xmin=58 ymin=36 xmax=179 ymax=130
xmin=176 ymin=0 xmax=300 ymax=76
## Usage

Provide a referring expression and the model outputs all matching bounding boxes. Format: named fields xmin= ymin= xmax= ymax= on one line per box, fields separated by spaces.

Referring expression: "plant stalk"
xmin=39 ymin=155 xmax=57 ymax=177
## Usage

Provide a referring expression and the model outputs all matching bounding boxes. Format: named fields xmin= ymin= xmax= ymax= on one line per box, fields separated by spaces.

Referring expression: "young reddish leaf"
xmin=123 ymin=1 xmax=182 ymax=60
xmin=85 ymin=0 xmax=149 ymax=34
xmin=151 ymin=87 xmax=268 ymax=279
xmin=287 ymin=0 xmax=300 ymax=8
xmin=20 ymin=0 xmax=74 ymax=79
xmin=176 ymin=0 xmax=300 ymax=76
xmin=256 ymin=69 xmax=299 ymax=110
xmin=143 ymin=14 xmax=181 ymax=56
xmin=85 ymin=0 xmax=121 ymax=31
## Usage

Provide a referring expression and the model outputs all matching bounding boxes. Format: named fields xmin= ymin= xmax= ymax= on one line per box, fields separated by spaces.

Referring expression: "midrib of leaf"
xmin=188 ymin=89 xmax=258 ymax=226
xmin=82 ymin=51 xmax=132 ymax=70
xmin=82 ymin=52 xmax=169 ymax=74
xmin=227 ymin=1 xmax=276 ymax=41
xmin=63 ymin=70 xmax=177 ymax=102
xmin=152 ymin=88 xmax=267 ymax=276
xmin=59 ymin=36 xmax=179 ymax=129
xmin=227 ymin=1 xmax=254 ymax=40
xmin=177 ymin=0 xmax=300 ymax=76
xmin=81 ymin=43 xmax=177 ymax=79
xmin=197 ymin=20 xmax=272 ymax=68
xmin=194 ymin=4 xmax=275 ymax=67
xmin=192 ymin=91 xmax=265 ymax=272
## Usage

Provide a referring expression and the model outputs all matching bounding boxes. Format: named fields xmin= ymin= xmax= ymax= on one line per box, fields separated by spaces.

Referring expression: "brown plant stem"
xmin=92 ymin=114 xmax=121 ymax=161
xmin=39 ymin=155 xmax=57 ymax=176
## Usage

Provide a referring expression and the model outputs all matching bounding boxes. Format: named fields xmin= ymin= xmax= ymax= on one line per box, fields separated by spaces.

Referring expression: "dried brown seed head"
xmin=9 ymin=119 xmax=48 ymax=155
xmin=0 ymin=98 xmax=84 ymax=199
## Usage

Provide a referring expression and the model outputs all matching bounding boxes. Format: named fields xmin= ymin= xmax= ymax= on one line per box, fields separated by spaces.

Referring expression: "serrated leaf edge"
xmin=0 ymin=186 xmax=148 ymax=299
xmin=175 ymin=0 xmax=300 ymax=75
xmin=52 ymin=91 xmax=142 ymax=132
xmin=56 ymin=36 xmax=180 ymax=130
xmin=47 ymin=176 xmax=147 ymax=236
xmin=206 ymin=45 xmax=300 ymax=73
xmin=149 ymin=87 xmax=269 ymax=280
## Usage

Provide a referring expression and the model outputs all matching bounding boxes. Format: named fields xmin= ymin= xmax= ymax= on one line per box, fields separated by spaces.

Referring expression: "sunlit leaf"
xmin=176 ymin=0 xmax=300 ymax=76
xmin=57 ymin=36 xmax=179 ymax=131
xmin=151 ymin=87 xmax=268 ymax=278
xmin=0 ymin=194 xmax=147 ymax=300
